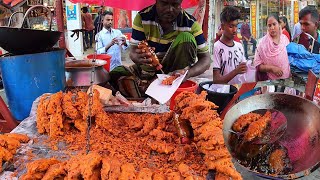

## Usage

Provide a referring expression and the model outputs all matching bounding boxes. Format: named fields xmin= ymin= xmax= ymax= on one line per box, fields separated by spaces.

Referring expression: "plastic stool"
xmin=0 ymin=96 xmax=19 ymax=133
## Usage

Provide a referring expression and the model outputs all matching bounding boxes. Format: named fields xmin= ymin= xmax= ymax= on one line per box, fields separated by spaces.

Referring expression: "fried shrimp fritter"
xmin=232 ymin=113 xmax=262 ymax=132
xmin=244 ymin=111 xmax=271 ymax=142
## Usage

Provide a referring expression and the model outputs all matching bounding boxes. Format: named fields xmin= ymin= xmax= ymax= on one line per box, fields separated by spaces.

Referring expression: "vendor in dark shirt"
xmin=293 ymin=6 xmax=320 ymax=54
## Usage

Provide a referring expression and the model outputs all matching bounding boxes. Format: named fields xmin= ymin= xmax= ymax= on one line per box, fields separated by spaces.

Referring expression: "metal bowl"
xmin=65 ymin=60 xmax=110 ymax=87
xmin=223 ymin=92 xmax=320 ymax=179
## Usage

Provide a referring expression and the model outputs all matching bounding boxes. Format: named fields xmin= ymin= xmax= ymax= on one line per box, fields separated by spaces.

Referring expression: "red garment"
xmin=282 ymin=29 xmax=290 ymax=42
xmin=82 ymin=13 xmax=95 ymax=31
xmin=215 ymin=33 xmax=241 ymax=43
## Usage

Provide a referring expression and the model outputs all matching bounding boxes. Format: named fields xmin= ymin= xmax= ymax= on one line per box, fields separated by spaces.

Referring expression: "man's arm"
xmin=185 ymin=52 xmax=210 ymax=79
xmin=96 ymin=35 xmax=116 ymax=54
xmin=212 ymin=63 xmax=247 ymax=84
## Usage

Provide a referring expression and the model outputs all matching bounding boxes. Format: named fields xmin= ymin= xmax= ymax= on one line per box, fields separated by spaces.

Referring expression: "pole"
xmin=202 ymin=0 xmax=210 ymax=40
xmin=56 ymin=0 xmax=66 ymax=48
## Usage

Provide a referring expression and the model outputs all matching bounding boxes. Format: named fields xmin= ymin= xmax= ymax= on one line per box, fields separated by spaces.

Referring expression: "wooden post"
xmin=202 ymin=0 xmax=209 ymax=40
xmin=55 ymin=0 xmax=66 ymax=48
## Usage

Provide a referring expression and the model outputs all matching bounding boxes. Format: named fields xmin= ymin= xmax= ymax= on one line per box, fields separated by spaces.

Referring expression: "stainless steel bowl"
xmin=223 ymin=92 xmax=320 ymax=179
xmin=65 ymin=59 xmax=110 ymax=87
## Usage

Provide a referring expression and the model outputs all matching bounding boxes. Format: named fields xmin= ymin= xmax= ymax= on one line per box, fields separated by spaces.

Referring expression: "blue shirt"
xmin=96 ymin=28 xmax=129 ymax=71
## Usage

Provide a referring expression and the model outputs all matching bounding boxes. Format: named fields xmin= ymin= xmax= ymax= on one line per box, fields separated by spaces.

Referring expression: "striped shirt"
xmin=130 ymin=5 xmax=208 ymax=54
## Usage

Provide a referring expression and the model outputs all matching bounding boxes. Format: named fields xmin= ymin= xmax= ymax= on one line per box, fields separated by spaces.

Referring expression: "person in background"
xmin=213 ymin=6 xmax=247 ymax=85
xmin=279 ymin=16 xmax=291 ymax=41
xmin=81 ymin=7 xmax=95 ymax=49
xmin=292 ymin=22 xmax=301 ymax=40
xmin=215 ymin=24 xmax=241 ymax=43
xmin=240 ymin=16 xmax=257 ymax=60
xmin=293 ymin=6 xmax=320 ymax=54
xmin=94 ymin=7 xmax=104 ymax=36
xmin=254 ymin=14 xmax=290 ymax=81
xmin=96 ymin=11 xmax=128 ymax=71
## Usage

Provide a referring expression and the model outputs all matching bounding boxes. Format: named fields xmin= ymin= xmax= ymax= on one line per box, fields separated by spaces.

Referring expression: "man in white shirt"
xmin=96 ymin=11 xmax=129 ymax=71
xmin=213 ymin=6 xmax=247 ymax=85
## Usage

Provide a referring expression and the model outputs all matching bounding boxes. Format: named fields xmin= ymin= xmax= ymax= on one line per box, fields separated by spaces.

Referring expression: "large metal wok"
xmin=223 ymin=93 xmax=320 ymax=179
xmin=0 ymin=5 xmax=61 ymax=55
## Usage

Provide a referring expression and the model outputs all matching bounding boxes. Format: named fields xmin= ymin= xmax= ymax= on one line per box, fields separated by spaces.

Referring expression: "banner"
xmin=293 ymin=1 xmax=299 ymax=24
xmin=69 ymin=0 xmax=199 ymax=11
xmin=250 ymin=2 xmax=257 ymax=38
xmin=192 ymin=0 xmax=206 ymax=27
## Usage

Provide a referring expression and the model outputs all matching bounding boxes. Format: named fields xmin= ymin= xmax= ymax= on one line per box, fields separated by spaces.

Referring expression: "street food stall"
xmin=1 ymin=1 xmax=320 ymax=180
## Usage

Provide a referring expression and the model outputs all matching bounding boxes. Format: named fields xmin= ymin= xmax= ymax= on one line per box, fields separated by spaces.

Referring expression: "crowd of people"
xmin=213 ymin=5 xmax=319 ymax=84
xmin=87 ymin=0 xmax=319 ymax=98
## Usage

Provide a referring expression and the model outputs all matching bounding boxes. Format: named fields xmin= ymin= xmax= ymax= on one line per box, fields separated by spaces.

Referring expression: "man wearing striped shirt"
xmin=129 ymin=0 xmax=211 ymax=79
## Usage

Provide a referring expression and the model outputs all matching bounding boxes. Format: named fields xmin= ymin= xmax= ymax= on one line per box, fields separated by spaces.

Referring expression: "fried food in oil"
xmin=162 ymin=74 xmax=180 ymax=85
xmin=118 ymin=163 xmax=136 ymax=180
xmin=42 ymin=162 xmax=67 ymax=180
xmin=244 ymin=111 xmax=271 ymax=142
xmin=62 ymin=91 xmax=81 ymax=120
xmin=232 ymin=113 xmax=262 ymax=132
xmin=137 ymin=168 xmax=153 ymax=180
xmin=20 ymin=158 xmax=60 ymax=180
xmin=269 ymin=149 xmax=287 ymax=174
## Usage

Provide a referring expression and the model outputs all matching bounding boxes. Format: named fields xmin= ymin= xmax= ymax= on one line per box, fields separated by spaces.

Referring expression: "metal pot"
xmin=65 ymin=60 xmax=110 ymax=87
xmin=223 ymin=93 xmax=320 ymax=179
xmin=0 ymin=5 xmax=61 ymax=55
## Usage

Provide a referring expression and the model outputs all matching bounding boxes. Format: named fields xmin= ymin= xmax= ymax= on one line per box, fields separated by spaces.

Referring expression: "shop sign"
xmin=27 ymin=0 xmax=43 ymax=6
xmin=250 ymin=2 xmax=256 ymax=38
xmin=313 ymin=79 xmax=320 ymax=106
xmin=293 ymin=1 xmax=299 ymax=24
xmin=67 ymin=5 xmax=77 ymax=21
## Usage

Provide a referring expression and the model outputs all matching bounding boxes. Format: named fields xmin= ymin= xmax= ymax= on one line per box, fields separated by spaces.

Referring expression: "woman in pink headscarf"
xmin=254 ymin=14 xmax=291 ymax=81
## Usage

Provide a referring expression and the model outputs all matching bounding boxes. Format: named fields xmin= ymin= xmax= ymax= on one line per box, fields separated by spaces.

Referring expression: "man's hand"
xmin=120 ymin=37 xmax=127 ymax=46
xmin=235 ymin=62 xmax=247 ymax=74
xmin=129 ymin=46 xmax=157 ymax=65
xmin=271 ymin=67 xmax=283 ymax=77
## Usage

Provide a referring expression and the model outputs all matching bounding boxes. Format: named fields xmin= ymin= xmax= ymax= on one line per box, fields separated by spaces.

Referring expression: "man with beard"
xmin=96 ymin=11 xmax=128 ymax=71
xmin=293 ymin=6 xmax=320 ymax=54
xmin=109 ymin=0 xmax=210 ymax=98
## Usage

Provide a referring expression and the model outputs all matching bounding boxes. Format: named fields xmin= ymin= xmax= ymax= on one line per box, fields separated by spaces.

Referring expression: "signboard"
xmin=250 ymin=2 xmax=257 ymax=38
xmin=293 ymin=1 xmax=299 ymax=24
xmin=67 ymin=5 xmax=77 ymax=21
xmin=313 ymin=79 xmax=320 ymax=106
xmin=27 ymin=0 xmax=43 ymax=6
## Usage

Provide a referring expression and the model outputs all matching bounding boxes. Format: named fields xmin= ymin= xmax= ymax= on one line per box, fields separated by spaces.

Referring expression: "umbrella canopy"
xmin=69 ymin=0 xmax=199 ymax=11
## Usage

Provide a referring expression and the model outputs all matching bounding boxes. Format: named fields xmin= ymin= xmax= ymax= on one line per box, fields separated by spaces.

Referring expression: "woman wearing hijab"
xmin=279 ymin=16 xmax=291 ymax=41
xmin=254 ymin=14 xmax=291 ymax=81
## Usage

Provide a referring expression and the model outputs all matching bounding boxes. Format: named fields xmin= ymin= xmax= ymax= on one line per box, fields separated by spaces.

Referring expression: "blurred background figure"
xmin=279 ymin=16 xmax=291 ymax=41
xmin=254 ymin=14 xmax=290 ymax=81
xmin=94 ymin=7 xmax=104 ymax=36
xmin=241 ymin=16 xmax=257 ymax=60
xmin=81 ymin=6 xmax=95 ymax=49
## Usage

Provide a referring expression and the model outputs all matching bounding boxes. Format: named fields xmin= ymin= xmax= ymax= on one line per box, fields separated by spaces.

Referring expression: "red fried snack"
xmin=162 ymin=74 xmax=180 ymax=85
xmin=138 ymin=40 xmax=163 ymax=70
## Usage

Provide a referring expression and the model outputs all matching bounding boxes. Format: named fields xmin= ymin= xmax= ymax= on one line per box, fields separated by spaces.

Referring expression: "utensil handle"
xmin=7 ymin=11 xmax=24 ymax=27
xmin=21 ymin=5 xmax=53 ymax=31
